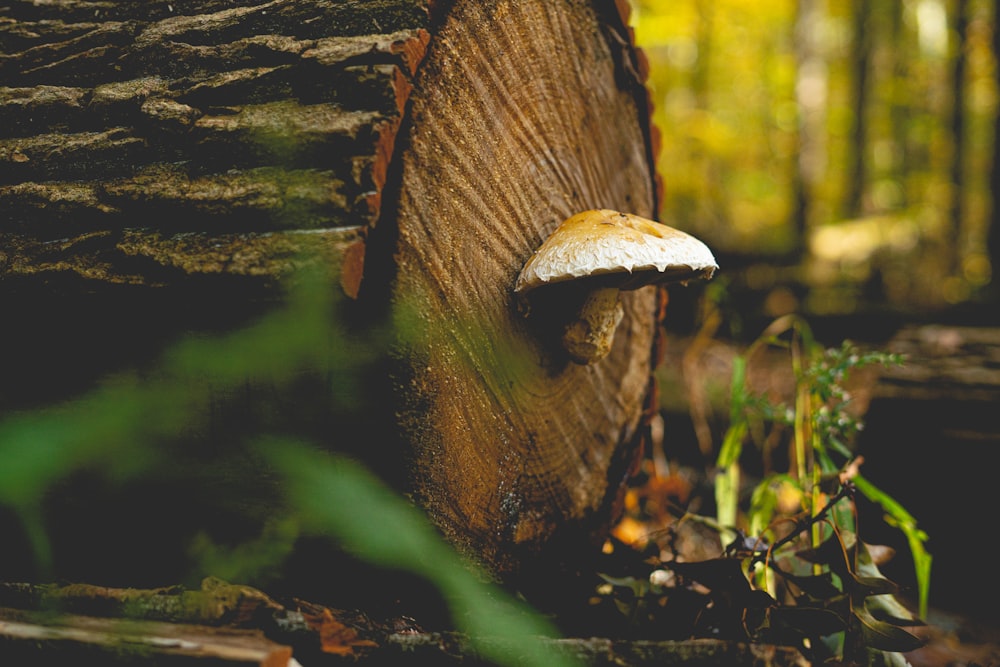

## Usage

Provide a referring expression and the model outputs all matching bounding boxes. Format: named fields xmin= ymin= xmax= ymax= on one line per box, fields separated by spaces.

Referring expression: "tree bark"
xmin=0 ymin=0 xmax=661 ymax=582
xmin=0 ymin=0 xmax=429 ymax=295
xmin=0 ymin=610 xmax=295 ymax=666
xmin=792 ymin=0 xmax=823 ymax=242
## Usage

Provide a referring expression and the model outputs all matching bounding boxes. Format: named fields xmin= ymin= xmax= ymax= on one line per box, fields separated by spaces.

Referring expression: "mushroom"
xmin=514 ymin=209 xmax=718 ymax=365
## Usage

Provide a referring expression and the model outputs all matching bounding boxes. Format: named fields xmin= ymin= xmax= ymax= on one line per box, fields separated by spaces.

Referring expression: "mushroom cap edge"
xmin=514 ymin=209 xmax=718 ymax=294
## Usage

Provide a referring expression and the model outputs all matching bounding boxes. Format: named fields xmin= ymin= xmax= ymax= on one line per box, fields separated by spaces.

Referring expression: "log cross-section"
xmin=386 ymin=0 xmax=660 ymax=576
xmin=0 ymin=0 xmax=664 ymax=584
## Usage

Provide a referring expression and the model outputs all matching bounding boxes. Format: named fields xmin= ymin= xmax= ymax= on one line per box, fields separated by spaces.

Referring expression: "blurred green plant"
xmin=263 ymin=440 xmax=579 ymax=667
xmin=0 ymin=273 xmax=579 ymax=667
xmin=0 ymin=275 xmax=345 ymax=574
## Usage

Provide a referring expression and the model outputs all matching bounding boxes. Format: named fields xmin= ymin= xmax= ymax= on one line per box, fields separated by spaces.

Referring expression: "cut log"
xmin=0 ymin=0 xmax=664 ymax=582
xmin=383 ymin=0 xmax=659 ymax=575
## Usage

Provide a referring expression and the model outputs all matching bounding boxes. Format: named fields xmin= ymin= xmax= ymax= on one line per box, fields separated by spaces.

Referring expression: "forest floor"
xmin=907 ymin=606 xmax=1000 ymax=667
xmin=637 ymin=321 xmax=1000 ymax=667
xmin=3 ymin=310 xmax=998 ymax=666
xmin=608 ymin=454 xmax=1000 ymax=667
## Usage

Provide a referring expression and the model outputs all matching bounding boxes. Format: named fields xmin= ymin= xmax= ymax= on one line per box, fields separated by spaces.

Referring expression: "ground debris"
xmin=0 ymin=578 xmax=814 ymax=666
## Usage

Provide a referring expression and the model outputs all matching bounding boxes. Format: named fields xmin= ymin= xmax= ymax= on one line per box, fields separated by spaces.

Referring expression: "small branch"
xmin=0 ymin=607 xmax=294 ymax=667
xmin=749 ymin=483 xmax=855 ymax=567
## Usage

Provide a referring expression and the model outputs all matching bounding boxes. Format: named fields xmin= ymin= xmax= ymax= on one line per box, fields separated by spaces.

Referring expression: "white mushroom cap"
xmin=515 ymin=209 xmax=718 ymax=294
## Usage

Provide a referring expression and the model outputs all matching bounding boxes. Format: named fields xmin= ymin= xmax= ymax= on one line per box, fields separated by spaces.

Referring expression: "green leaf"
xmin=853 ymin=603 xmax=926 ymax=653
xmin=261 ymin=440 xmax=582 ymax=667
xmin=866 ymin=594 xmax=924 ymax=628
xmin=853 ymin=474 xmax=932 ymax=617
xmin=795 ymin=531 xmax=898 ymax=599
xmin=852 ymin=575 xmax=901 ymax=598
xmin=756 ymin=605 xmax=847 ymax=644
xmin=728 ymin=355 xmax=749 ymax=423
xmin=774 ymin=568 xmax=843 ymax=600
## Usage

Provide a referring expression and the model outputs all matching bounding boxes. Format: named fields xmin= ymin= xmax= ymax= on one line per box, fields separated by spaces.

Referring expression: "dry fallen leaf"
xmin=301 ymin=606 xmax=378 ymax=656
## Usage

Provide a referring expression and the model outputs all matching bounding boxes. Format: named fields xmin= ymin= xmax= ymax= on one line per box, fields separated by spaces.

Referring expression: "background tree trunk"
xmin=792 ymin=0 xmax=823 ymax=243
xmin=990 ymin=0 xmax=1000 ymax=299
xmin=0 ymin=0 xmax=660 ymax=584
xmin=844 ymin=0 xmax=871 ymax=219
xmin=949 ymin=0 xmax=970 ymax=277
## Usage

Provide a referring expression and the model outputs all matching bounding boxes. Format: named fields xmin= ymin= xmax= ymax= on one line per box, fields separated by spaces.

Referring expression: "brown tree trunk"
xmin=949 ymin=0 xmax=969 ymax=277
xmin=844 ymin=0 xmax=871 ymax=219
xmin=792 ymin=0 xmax=822 ymax=242
xmin=0 ymin=0 xmax=660 ymax=583
xmin=991 ymin=0 xmax=1000 ymax=299
xmin=0 ymin=0 xmax=426 ymax=293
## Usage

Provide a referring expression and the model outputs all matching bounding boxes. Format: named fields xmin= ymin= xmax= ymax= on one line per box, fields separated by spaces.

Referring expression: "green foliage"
xmin=632 ymin=0 xmax=997 ymax=309
xmin=264 ymin=441 xmax=578 ymax=667
xmin=0 ymin=274 xmax=580 ymax=667
xmin=851 ymin=475 xmax=933 ymax=619
xmin=0 ymin=276 xmax=344 ymax=572
xmin=706 ymin=312 xmax=931 ymax=663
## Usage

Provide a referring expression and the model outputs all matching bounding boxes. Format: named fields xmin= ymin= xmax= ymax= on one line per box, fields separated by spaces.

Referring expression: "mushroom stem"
xmin=562 ymin=286 xmax=624 ymax=364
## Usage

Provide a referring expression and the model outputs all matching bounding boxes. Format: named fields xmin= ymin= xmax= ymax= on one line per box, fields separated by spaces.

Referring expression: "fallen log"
xmin=856 ymin=323 xmax=1000 ymax=619
xmin=0 ymin=0 xmax=667 ymax=587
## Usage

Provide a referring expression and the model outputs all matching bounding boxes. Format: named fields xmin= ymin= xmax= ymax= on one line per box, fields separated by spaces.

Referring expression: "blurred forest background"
xmin=631 ymin=0 xmax=1000 ymax=628
xmin=632 ymin=0 xmax=999 ymax=328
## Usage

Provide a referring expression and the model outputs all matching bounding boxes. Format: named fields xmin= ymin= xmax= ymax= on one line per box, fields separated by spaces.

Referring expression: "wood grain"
xmin=389 ymin=0 xmax=658 ymax=575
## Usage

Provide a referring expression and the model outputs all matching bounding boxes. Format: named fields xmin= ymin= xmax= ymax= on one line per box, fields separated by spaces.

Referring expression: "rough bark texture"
xmin=0 ymin=0 xmax=661 ymax=582
xmin=0 ymin=578 xmax=380 ymax=664
xmin=0 ymin=0 xmax=430 ymax=295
